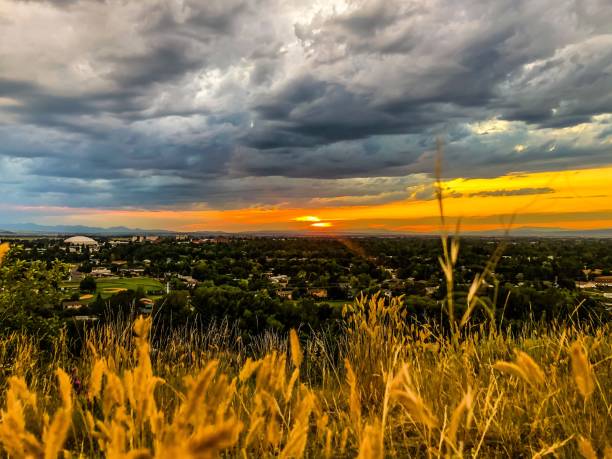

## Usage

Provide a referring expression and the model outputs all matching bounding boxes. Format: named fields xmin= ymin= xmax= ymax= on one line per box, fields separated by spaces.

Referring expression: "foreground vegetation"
xmin=0 ymin=295 xmax=610 ymax=458
xmin=1 ymin=230 xmax=610 ymax=458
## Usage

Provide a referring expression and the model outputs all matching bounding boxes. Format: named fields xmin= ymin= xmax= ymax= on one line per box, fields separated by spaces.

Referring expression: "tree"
xmin=192 ymin=261 xmax=211 ymax=281
xmin=155 ymin=291 xmax=191 ymax=327
xmin=0 ymin=244 xmax=68 ymax=344
xmin=78 ymin=261 xmax=93 ymax=273
xmin=80 ymin=276 xmax=97 ymax=292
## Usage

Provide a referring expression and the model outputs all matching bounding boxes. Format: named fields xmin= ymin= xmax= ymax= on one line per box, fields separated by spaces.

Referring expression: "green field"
xmin=62 ymin=277 xmax=165 ymax=301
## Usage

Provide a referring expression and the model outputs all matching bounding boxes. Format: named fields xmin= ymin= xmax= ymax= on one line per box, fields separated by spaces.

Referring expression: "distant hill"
xmin=0 ymin=223 xmax=175 ymax=236
xmin=1 ymin=222 xmax=611 ymax=238
xmin=462 ymin=227 xmax=612 ymax=238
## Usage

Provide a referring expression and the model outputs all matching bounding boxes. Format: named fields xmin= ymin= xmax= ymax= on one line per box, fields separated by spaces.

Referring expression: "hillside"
xmin=0 ymin=297 xmax=609 ymax=458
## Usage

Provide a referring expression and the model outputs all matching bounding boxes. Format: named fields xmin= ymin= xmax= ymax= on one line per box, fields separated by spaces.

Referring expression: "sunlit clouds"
xmin=2 ymin=165 xmax=606 ymax=233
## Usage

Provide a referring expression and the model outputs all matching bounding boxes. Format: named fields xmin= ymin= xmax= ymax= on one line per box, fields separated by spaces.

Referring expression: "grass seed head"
xmin=577 ymin=436 xmax=597 ymax=459
xmin=289 ymin=329 xmax=303 ymax=368
xmin=515 ymin=350 xmax=546 ymax=386
xmin=570 ymin=342 xmax=595 ymax=401
xmin=0 ymin=243 xmax=9 ymax=265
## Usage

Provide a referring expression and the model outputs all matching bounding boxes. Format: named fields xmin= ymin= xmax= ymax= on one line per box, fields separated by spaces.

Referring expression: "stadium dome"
xmin=64 ymin=236 xmax=98 ymax=246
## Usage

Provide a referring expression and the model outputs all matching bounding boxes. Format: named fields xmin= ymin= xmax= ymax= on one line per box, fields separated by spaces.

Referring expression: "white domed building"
xmin=64 ymin=236 xmax=99 ymax=252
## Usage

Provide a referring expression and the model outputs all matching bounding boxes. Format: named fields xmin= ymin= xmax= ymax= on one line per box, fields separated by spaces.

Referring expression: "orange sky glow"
xmin=25 ymin=165 xmax=612 ymax=234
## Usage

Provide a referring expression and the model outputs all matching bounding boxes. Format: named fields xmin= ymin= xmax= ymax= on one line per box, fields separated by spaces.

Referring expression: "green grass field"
xmin=62 ymin=276 xmax=165 ymax=301
xmin=316 ymin=299 xmax=348 ymax=308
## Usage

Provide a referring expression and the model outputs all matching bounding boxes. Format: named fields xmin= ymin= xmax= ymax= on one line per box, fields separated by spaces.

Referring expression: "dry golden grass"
xmin=0 ymin=243 xmax=9 ymax=266
xmin=0 ymin=299 xmax=609 ymax=458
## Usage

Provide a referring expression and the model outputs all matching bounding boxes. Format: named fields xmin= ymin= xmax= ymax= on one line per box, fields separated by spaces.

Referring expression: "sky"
xmin=0 ymin=0 xmax=611 ymax=233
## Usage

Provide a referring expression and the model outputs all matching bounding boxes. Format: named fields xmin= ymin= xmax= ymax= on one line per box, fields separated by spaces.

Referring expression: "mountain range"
xmin=1 ymin=222 xmax=612 ymax=238
xmin=0 ymin=223 xmax=174 ymax=236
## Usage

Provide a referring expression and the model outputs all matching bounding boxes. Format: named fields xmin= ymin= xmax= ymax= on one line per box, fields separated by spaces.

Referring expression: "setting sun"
xmin=295 ymin=216 xmax=321 ymax=222
xmin=311 ymin=222 xmax=332 ymax=228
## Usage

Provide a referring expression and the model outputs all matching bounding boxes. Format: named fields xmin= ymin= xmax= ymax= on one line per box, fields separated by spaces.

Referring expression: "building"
xmin=576 ymin=281 xmax=596 ymax=289
xmin=270 ymin=274 xmax=290 ymax=287
xmin=177 ymin=274 xmax=198 ymax=288
xmin=594 ymin=276 xmax=612 ymax=287
xmin=121 ymin=268 xmax=145 ymax=277
xmin=72 ymin=316 xmax=98 ymax=322
xmin=64 ymin=236 xmax=99 ymax=252
xmin=277 ymin=289 xmax=293 ymax=300
xmin=132 ymin=235 xmax=160 ymax=243
xmin=308 ymin=288 xmax=328 ymax=299
xmin=91 ymin=267 xmax=113 ymax=277
xmin=62 ymin=300 xmax=84 ymax=310
xmin=64 ymin=235 xmax=99 ymax=247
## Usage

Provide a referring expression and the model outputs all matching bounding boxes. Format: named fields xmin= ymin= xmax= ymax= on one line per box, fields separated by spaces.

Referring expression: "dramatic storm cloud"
xmin=0 ymin=0 xmax=610 ymax=227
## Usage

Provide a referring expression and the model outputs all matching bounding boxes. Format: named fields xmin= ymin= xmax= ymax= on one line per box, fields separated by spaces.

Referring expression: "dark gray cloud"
xmin=467 ymin=187 xmax=555 ymax=198
xmin=0 ymin=0 xmax=610 ymax=213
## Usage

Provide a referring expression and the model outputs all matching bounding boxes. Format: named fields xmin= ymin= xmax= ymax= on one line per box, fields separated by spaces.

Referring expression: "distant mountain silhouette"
xmin=0 ymin=223 xmax=174 ymax=236
xmin=1 ymin=222 xmax=611 ymax=238
xmin=461 ymin=227 xmax=612 ymax=238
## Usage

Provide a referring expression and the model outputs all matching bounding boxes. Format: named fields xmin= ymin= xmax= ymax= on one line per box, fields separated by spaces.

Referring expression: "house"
xmin=72 ymin=316 xmax=98 ymax=322
xmin=121 ymin=268 xmax=145 ymax=277
xmin=132 ymin=236 xmax=160 ymax=243
xmin=308 ymin=288 xmax=328 ymax=299
xmin=594 ymin=276 xmax=612 ymax=288
xmin=270 ymin=275 xmax=290 ymax=287
xmin=277 ymin=289 xmax=293 ymax=300
xmin=576 ymin=281 xmax=596 ymax=289
xmin=91 ymin=267 xmax=113 ymax=277
xmin=62 ymin=300 xmax=84 ymax=310
xmin=177 ymin=274 xmax=198 ymax=288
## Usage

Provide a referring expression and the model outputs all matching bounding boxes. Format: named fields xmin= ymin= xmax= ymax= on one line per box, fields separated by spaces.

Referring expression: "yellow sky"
xmin=35 ymin=165 xmax=612 ymax=233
